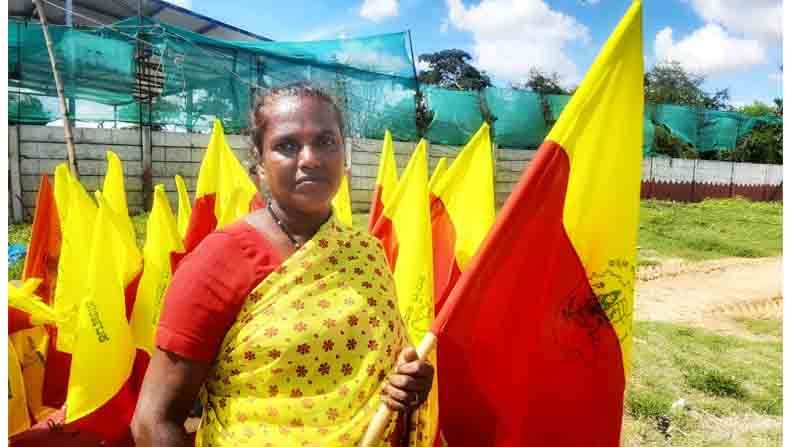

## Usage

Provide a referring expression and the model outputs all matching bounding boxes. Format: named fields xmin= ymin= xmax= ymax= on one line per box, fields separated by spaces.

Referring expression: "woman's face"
xmin=258 ymin=94 xmax=344 ymax=215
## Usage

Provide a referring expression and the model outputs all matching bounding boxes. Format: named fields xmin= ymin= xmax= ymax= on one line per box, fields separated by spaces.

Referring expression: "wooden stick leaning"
xmin=360 ymin=332 xmax=438 ymax=447
xmin=32 ymin=0 xmax=80 ymax=179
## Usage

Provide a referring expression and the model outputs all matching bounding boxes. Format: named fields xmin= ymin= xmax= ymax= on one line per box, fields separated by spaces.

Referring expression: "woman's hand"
xmin=381 ymin=347 xmax=435 ymax=412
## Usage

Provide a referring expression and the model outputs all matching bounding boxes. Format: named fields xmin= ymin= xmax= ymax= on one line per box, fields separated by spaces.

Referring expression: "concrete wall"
xmin=8 ymin=125 xmax=783 ymax=223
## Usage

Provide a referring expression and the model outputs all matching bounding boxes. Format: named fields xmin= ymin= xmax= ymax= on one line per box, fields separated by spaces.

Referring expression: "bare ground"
xmin=634 ymin=257 xmax=782 ymax=338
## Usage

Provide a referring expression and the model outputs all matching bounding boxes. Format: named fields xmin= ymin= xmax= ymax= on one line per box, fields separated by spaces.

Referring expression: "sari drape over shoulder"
xmin=194 ymin=218 xmax=434 ymax=446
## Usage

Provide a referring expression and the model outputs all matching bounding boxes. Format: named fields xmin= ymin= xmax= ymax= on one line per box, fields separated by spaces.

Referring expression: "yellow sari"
xmin=196 ymin=217 xmax=433 ymax=446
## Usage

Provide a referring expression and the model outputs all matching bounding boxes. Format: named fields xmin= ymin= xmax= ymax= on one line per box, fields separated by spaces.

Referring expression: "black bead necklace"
xmin=266 ymin=200 xmax=301 ymax=248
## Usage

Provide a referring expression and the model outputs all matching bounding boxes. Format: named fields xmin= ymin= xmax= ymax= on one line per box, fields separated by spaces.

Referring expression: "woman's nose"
xmin=297 ymin=144 xmax=322 ymax=169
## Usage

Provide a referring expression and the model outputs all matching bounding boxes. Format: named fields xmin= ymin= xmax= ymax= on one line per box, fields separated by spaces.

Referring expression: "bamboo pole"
xmin=32 ymin=0 xmax=80 ymax=179
xmin=360 ymin=332 xmax=438 ymax=447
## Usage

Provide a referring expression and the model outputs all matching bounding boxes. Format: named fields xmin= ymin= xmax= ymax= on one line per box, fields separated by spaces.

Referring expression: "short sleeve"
xmin=156 ymin=222 xmax=281 ymax=363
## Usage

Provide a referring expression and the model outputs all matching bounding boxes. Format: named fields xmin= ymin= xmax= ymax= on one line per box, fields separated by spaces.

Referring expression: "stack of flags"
xmin=9 ymin=1 xmax=643 ymax=444
xmin=8 ymin=119 xmax=257 ymax=445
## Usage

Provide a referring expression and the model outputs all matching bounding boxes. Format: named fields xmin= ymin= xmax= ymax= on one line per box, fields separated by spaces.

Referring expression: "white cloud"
xmin=654 ymin=24 xmax=765 ymax=75
xmin=768 ymin=72 xmax=783 ymax=82
xmin=689 ymin=0 xmax=782 ymax=42
xmin=299 ymin=25 xmax=349 ymax=41
xmin=445 ymin=0 xmax=589 ymax=86
xmin=415 ymin=58 xmax=431 ymax=72
xmin=359 ymin=0 xmax=399 ymax=23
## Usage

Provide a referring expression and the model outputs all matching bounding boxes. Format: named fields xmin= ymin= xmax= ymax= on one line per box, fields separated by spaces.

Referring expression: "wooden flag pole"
xmin=360 ymin=332 xmax=438 ymax=447
xmin=32 ymin=0 xmax=80 ymax=179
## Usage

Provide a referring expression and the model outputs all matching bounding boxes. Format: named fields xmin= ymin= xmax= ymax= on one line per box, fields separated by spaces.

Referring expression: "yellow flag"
xmin=367 ymin=129 xmax=398 ymax=231
xmin=428 ymin=157 xmax=448 ymax=191
xmin=197 ymin=119 xmax=258 ymax=224
xmin=53 ymin=163 xmax=71 ymax=226
xmin=10 ymin=327 xmax=56 ymax=422
xmin=175 ymin=174 xmax=192 ymax=239
xmin=8 ymin=278 xmax=62 ymax=325
xmin=103 ymin=151 xmax=136 ymax=244
xmin=65 ymin=192 xmax=135 ymax=424
xmin=332 ymin=173 xmax=353 ymax=227
xmin=431 ymin=123 xmax=495 ymax=270
xmin=380 ymin=139 xmax=434 ymax=346
xmin=53 ymin=174 xmax=97 ymax=353
xmin=9 ymin=340 xmax=31 ymax=436
xmin=131 ymin=185 xmax=184 ymax=355
xmin=374 ymin=139 xmax=439 ymax=446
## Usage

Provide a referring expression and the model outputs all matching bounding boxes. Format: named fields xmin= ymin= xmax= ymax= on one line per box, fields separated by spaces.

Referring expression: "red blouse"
xmin=156 ymin=221 xmax=282 ymax=363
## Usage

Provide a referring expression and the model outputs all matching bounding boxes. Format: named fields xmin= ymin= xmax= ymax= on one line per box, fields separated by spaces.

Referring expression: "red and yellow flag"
xmin=332 ymin=173 xmax=353 ymax=227
xmin=431 ymin=2 xmax=643 ymax=445
xmin=130 ymin=185 xmax=185 ymax=388
xmin=9 ymin=340 xmax=32 ymax=437
xmin=22 ymin=174 xmax=61 ymax=305
xmin=371 ymin=140 xmax=439 ymax=445
xmin=182 ymin=119 xmax=257 ymax=255
xmin=429 ymin=123 xmax=495 ymax=309
xmin=175 ymin=174 xmax=192 ymax=240
xmin=44 ymin=167 xmax=97 ymax=408
xmin=64 ymin=192 xmax=137 ymax=442
xmin=367 ymin=130 xmax=398 ymax=232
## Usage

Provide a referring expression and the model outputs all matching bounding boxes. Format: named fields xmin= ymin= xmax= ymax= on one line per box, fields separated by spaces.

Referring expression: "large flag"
xmin=367 ymin=130 xmax=398 ymax=232
xmin=43 ymin=168 xmax=97 ymax=408
xmin=182 ymin=119 xmax=257 ymax=255
xmin=9 ymin=340 xmax=31 ymax=436
xmin=429 ymin=123 xmax=495 ymax=309
xmin=431 ymin=2 xmax=643 ymax=445
xmin=130 ymin=185 xmax=185 ymax=387
xmin=175 ymin=174 xmax=192 ymax=239
xmin=64 ymin=192 xmax=137 ymax=442
xmin=371 ymin=139 xmax=439 ymax=444
xmin=332 ymin=173 xmax=353 ymax=227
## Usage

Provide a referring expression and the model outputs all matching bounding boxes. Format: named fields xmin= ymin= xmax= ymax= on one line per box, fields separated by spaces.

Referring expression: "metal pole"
xmin=32 ymin=0 xmax=80 ymax=179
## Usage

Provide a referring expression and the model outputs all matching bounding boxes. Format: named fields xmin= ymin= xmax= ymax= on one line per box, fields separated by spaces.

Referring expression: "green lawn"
xmin=623 ymin=319 xmax=782 ymax=445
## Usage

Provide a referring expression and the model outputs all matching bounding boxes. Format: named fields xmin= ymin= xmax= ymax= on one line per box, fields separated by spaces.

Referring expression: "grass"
xmin=637 ymin=198 xmax=782 ymax=265
xmin=623 ymin=319 xmax=782 ymax=446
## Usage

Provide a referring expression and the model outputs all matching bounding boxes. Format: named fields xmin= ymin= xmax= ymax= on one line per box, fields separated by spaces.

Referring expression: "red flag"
xmin=22 ymin=174 xmax=61 ymax=303
xmin=431 ymin=2 xmax=643 ymax=445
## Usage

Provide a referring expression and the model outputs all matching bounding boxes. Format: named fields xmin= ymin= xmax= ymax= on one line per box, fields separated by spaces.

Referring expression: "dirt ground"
xmin=634 ymin=257 xmax=783 ymax=337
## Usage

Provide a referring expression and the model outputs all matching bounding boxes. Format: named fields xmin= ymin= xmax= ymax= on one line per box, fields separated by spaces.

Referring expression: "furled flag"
xmin=431 ymin=1 xmax=643 ymax=445
xmin=102 ymin=151 xmax=143 ymax=319
xmin=367 ymin=130 xmax=398 ymax=232
xmin=332 ymin=173 xmax=353 ymax=227
xmin=371 ymin=139 xmax=439 ymax=445
xmin=64 ymin=192 xmax=138 ymax=443
xmin=175 ymin=174 xmax=192 ymax=239
xmin=182 ymin=119 xmax=257 ymax=256
xmin=44 ymin=167 xmax=97 ymax=408
xmin=428 ymin=157 xmax=448 ymax=191
xmin=130 ymin=185 xmax=185 ymax=387
xmin=429 ymin=123 xmax=495 ymax=309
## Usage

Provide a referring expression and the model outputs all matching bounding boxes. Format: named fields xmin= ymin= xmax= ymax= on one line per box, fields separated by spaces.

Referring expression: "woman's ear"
xmin=256 ymin=161 xmax=269 ymax=190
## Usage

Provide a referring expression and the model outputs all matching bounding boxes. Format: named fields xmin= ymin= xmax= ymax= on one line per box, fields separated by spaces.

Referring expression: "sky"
xmin=169 ymin=0 xmax=782 ymax=106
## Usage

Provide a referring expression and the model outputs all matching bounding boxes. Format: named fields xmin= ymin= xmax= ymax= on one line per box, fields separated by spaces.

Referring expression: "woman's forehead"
xmin=265 ymin=94 xmax=340 ymax=131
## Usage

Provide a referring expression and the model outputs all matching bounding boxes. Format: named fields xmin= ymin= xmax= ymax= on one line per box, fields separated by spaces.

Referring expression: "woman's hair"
xmin=248 ymin=83 xmax=346 ymax=163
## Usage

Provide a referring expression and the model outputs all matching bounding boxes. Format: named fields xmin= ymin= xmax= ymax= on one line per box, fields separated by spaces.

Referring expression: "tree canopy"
xmin=417 ymin=49 xmax=492 ymax=91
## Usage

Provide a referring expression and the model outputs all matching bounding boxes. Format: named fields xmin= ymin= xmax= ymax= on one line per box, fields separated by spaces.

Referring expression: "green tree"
xmin=417 ymin=49 xmax=492 ymax=91
xmin=644 ymin=62 xmax=731 ymax=110
xmin=520 ymin=68 xmax=570 ymax=95
xmin=738 ymin=100 xmax=778 ymax=117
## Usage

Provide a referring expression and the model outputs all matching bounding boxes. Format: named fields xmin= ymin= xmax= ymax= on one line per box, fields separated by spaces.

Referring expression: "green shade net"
xmin=483 ymin=87 xmax=546 ymax=149
xmin=643 ymin=104 xmax=655 ymax=155
xmin=654 ymin=104 xmax=701 ymax=147
xmin=698 ymin=110 xmax=740 ymax=152
xmin=9 ymin=17 xmax=418 ymax=139
xmin=545 ymin=94 xmax=571 ymax=122
xmin=421 ymin=86 xmax=484 ymax=146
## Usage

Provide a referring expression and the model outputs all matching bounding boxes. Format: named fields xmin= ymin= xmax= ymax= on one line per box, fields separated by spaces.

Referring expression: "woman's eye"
xmin=320 ymin=136 xmax=338 ymax=148
xmin=275 ymin=141 xmax=299 ymax=154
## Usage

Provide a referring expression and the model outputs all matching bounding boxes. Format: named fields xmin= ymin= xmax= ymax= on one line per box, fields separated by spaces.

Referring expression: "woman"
xmin=132 ymin=85 xmax=435 ymax=446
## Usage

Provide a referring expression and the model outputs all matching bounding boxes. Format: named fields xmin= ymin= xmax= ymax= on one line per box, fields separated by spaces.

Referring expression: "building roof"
xmin=8 ymin=0 xmax=271 ymax=42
